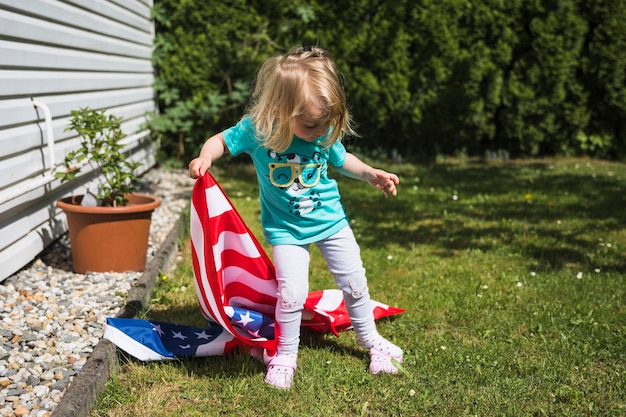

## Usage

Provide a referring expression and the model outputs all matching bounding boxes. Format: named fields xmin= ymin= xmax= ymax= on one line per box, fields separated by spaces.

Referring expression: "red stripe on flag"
xmin=192 ymin=173 xmax=278 ymax=354
xmin=223 ymin=282 xmax=278 ymax=315
xmin=191 ymin=200 xmax=231 ymax=330
xmin=217 ymin=249 xmax=274 ymax=282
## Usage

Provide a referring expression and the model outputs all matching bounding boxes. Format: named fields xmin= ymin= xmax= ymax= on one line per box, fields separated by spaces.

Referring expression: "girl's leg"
xmin=266 ymin=243 xmax=310 ymax=389
xmin=316 ymin=226 xmax=403 ymax=374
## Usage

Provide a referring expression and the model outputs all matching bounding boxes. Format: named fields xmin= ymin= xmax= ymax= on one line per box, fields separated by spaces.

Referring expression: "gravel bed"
xmin=0 ymin=168 xmax=194 ymax=417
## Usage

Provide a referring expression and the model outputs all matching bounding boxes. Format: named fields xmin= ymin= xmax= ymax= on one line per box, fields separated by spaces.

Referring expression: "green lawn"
xmin=93 ymin=158 xmax=625 ymax=417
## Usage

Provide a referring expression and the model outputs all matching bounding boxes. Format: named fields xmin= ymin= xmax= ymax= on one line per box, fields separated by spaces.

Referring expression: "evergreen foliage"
xmin=149 ymin=0 xmax=626 ymax=162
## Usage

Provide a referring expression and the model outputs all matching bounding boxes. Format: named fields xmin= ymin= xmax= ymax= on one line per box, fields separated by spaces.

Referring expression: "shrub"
xmin=150 ymin=0 xmax=626 ymax=162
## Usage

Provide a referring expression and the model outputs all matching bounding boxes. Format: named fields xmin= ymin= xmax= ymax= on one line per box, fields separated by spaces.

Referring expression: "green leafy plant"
xmin=56 ymin=107 xmax=141 ymax=207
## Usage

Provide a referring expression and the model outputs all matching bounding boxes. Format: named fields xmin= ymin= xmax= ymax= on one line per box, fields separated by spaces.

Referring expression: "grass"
xmin=92 ymin=157 xmax=625 ymax=417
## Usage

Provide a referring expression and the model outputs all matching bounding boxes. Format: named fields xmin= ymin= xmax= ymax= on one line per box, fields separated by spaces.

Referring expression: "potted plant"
xmin=55 ymin=107 xmax=160 ymax=273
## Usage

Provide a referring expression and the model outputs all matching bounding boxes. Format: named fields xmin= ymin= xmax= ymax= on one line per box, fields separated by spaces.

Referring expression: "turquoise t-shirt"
xmin=222 ymin=116 xmax=349 ymax=245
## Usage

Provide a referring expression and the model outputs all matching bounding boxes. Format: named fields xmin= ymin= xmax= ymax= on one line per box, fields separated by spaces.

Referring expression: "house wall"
xmin=0 ymin=0 xmax=157 ymax=281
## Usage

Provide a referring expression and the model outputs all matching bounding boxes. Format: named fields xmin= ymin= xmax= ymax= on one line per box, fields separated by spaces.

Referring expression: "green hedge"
xmin=149 ymin=0 xmax=626 ymax=162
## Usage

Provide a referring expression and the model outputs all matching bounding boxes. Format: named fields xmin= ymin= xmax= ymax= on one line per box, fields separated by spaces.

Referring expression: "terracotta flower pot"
xmin=57 ymin=193 xmax=161 ymax=273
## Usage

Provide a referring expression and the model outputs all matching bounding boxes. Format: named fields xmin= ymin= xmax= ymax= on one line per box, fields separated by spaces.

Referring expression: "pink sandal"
xmin=369 ymin=348 xmax=403 ymax=374
xmin=356 ymin=333 xmax=403 ymax=375
xmin=264 ymin=354 xmax=297 ymax=390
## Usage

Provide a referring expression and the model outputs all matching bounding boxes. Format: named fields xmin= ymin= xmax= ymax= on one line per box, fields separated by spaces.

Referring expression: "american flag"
xmin=104 ymin=173 xmax=404 ymax=361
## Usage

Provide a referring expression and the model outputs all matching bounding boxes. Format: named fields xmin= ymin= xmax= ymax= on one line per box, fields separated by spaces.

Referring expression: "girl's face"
xmin=294 ymin=110 xmax=330 ymax=142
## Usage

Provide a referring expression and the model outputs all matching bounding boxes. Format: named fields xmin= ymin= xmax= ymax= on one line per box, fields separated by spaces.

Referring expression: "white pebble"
xmin=40 ymin=372 xmax=55 ymax=382
xmin=33 ymin=385 xmax=50 ymax=398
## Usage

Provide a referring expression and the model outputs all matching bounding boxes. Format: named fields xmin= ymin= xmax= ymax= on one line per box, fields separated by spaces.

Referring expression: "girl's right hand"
xmin=188 ymin=157 xmax=211 ymax=179
xmin=188 ymin=133 xmax=227 ymax=179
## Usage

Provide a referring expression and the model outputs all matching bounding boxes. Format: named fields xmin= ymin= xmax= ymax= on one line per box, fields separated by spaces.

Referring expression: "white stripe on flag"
xmin=103 ymin=324 xmax=173 ymax=361
xmin=206 ymin=184 xmax=232 ymax=218
xmin=222 ymin=265 xmax=277 ymax=297
xmin=213 ymin=230 xmax=261 ymax=271
xmin=315 ymin=289 xmax=344 ymax=312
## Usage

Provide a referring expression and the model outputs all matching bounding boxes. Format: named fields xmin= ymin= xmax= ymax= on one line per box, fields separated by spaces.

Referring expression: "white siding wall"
xmin=0 ymin=0 xmax=157 ymax=281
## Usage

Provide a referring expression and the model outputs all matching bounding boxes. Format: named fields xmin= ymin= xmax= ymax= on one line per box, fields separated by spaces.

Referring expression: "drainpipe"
xmin=32 ymin=99 xmax=56 ymax=173
xmin=0 ymin=100 xmax=147 ymax=206
xmin=0 ymin=100 xmax=57 ymax=205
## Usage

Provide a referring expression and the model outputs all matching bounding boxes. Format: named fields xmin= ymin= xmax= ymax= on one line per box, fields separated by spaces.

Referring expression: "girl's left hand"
xmin=367 ymin=170 xmax=399 ymax=198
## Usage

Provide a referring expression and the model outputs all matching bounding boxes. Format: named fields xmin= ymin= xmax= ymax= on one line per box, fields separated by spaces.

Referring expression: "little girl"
xmin=188 ymin=45 xmax=403 ymax=389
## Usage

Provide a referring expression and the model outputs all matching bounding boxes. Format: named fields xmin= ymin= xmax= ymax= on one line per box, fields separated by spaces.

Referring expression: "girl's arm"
xmin=188 ymin=133 xmax=228 ymax=179
xmin=335 ymin=152 xmax=399 ymax=197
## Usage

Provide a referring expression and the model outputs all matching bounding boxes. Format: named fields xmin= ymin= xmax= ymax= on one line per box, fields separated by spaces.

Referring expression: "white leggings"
xmin=272 ymin=226 xmax=377 ymax=356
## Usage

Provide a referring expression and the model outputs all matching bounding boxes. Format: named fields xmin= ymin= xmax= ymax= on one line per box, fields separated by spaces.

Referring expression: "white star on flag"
xmin=172 ymin=331 xmax=187 ymax=340
xmin=195 ymin=330 xmax=212 ymax=340
xmin=153 ymin=324 xmax=164 ymax=336
xmin=236 ymin=310 xmax=255 ymax=327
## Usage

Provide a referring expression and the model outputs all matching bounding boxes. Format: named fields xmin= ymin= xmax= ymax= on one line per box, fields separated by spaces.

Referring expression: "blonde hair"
xmin=248 ymin=46 xmax=356 ymax=152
